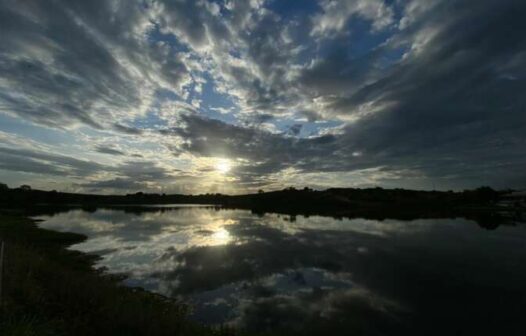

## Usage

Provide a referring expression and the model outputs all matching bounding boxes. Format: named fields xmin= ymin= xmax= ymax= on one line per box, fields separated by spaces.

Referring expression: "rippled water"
xmin=37 ymin=206 xmax=526 ymax=335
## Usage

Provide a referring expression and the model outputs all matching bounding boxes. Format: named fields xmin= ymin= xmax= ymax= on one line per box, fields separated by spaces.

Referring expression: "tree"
xmin=0 ymin=182 xmax=8 ymax=190
xmin=19 ymin=185 xmax=31 ymax=191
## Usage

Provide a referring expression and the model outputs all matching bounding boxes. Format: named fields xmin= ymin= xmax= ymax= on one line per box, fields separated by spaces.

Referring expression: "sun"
xmin=214 ymin=159 xmax=232 ymax=174
xmin=211 ymin=228 xmax=231 ymax=245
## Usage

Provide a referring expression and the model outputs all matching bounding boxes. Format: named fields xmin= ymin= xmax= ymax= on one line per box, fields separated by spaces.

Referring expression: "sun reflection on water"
xmin=210 ymin=228 xmax=231 ymax=245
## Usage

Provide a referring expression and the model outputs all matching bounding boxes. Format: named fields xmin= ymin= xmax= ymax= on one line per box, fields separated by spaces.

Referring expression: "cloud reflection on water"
xmin=38 ymin=207 xmax=526 ymax=335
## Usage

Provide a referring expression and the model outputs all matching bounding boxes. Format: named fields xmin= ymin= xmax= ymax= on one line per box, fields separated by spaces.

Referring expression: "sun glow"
xmin=214 ymin=159 xmax=232 ymax=174
xmin=211 ymin=228 xmax=231 ymax=245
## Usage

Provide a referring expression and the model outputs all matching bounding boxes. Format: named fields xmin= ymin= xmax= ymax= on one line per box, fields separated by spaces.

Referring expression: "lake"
xmin=36 ymin=206 xmax=526 ymax=335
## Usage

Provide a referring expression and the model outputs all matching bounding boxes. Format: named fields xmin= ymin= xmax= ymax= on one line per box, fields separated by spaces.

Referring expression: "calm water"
xmin=37 ymin=206 xmax=526 ymax=335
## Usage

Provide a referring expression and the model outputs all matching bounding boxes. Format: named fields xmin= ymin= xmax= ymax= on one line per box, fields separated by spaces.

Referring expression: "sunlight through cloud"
xmin=214 ymin=159 xmax=232 ymax=174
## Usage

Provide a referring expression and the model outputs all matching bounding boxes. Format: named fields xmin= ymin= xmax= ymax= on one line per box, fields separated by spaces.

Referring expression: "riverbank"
xmin=0 ymin=213 xmax=240 ymax=336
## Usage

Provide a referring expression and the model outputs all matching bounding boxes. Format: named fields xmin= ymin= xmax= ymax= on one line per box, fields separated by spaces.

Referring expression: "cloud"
xmin=1 ymin=0 xmax=525 ymax=191
xmin=81 ymin=177 xmax=147 ymax=191
xmin=117 ymin=160 xmax=176 ymax=181
xmin=160 ymin=114 xmax=347 ymax=186
xmin=112 ymin=123 xmax=144 ymax=135
xmin=311 ymin=0 xmax=395 ymax=37
xmin=0 ymin=146 xmax=105 ymax=177
xmin=318 ymin=0 xmax=526 ymax=186
xmin=95 ymin=145 xmax=125 ymax=156
xmin=0 ymin=0 xmax=193 ymax=129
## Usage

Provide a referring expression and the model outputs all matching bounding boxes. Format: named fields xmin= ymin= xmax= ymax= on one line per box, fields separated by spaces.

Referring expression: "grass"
xmin=0 ymin=213 xmax=243 ymax=336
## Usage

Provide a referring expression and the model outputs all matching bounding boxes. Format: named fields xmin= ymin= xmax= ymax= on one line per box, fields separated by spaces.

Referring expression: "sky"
xmin=0 ymin=0 xmax=525 ymax=194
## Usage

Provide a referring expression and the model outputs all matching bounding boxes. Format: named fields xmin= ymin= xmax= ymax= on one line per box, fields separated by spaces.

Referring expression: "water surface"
xmin=37 ymin=206 xmax=526 ymax=335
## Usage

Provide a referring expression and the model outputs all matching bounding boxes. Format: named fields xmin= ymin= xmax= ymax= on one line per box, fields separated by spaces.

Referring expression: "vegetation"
xmin=1 ymin=185 xmax=516 ymax=227
xmin=0 ymin=184 xmax=503 ymax=210
xmin=0 ymin=186 xmax=522 ymax=334
xmin=0 ymin=213 xmax=241 ymax=336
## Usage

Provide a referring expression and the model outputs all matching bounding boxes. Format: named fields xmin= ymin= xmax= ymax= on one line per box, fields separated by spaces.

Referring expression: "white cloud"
xmin=311 ymin=0 xmax=394 ymax=37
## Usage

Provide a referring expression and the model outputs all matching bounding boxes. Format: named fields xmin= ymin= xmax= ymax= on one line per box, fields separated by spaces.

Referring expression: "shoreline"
xmin=0 ymin=212 xmax=241 ymax=336
xmin=1 ymin=204 xmax=524 ymax=335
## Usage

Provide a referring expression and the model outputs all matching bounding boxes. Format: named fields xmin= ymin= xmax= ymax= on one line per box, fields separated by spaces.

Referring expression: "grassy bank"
xmin=0 ymin=213 xmax=240 ymax=336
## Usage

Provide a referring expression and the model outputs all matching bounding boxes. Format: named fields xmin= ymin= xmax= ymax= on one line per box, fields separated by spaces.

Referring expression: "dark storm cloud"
xmin=286 ymin=124 xmax=303 ymax=136
xmin=95 ymin=145 xmax=125 ymax=156
xmin=112 ymin=124 xmax=144 ymax=135
xmin=0 ymin=0 xmax=137 ymax=127
xmin=0 ymin=144 xmax=176 ymax=191
xmin=325 ymin=0 xmax=526 ymax=187
xmin=155 ymin=0 xmax=231 ymax=50
xmin=81 ymin=178 xmax=147 ymax=191
xmin=1 ymin=0 xmax=525 ymax=190
xmin=170 ymin=0 xmax=526 ymax=188
xmin=0 ymin=146 xmax=105 ymax=177
xmin=297 ymin=42 xmax=396 ymax=112
xmin=80 ymin=160 xmax=178 ymax=192
xmin=117 ymin=161 xmax=175 ymax=181
xmin=0 ymin=0 xmax=192 ymax=129
xmin=161 ymin=114 xmax=346 ymax=185
xmin=0 ymin=152 xmax=66 ymax=176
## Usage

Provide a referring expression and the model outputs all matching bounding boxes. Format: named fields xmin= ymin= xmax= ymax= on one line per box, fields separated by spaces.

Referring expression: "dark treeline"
xmin=0 ymin=184 xmax=501 ymax=205
xmin=0 ymin=184 xmax=507 ymax=214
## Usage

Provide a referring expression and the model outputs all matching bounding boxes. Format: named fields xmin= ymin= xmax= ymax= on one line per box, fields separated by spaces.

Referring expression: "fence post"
xmin=0 ymin=240 xmax=4 ymax=307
